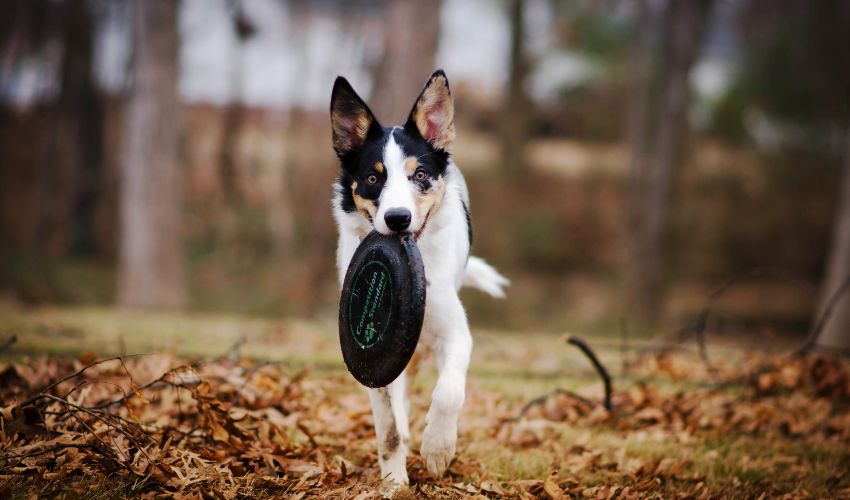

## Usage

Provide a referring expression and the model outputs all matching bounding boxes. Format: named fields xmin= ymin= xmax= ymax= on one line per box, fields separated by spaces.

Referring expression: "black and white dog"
xmin=330 ymin=70 xmax=508 ymax=493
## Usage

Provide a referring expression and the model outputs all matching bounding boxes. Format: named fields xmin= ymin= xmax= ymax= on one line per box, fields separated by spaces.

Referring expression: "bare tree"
xmin=626 ymin=0 xmax=714 ymax=334
xmin=500 ymin=0 xmax=530 ymax=175
xmin=815 ymin=130 xmax=850 ymax=349
xmin=371 ymin=0 xmax=442 ymax=123
xmin=625 ymin=0 xmax=654 ymax=319
xmin=218 ymin=1 xmax=256 ymax=203
xmin=117 ymin=0 xmax=185 ymax=308
xmin=59 ymin=0 xmax=103 ymax=256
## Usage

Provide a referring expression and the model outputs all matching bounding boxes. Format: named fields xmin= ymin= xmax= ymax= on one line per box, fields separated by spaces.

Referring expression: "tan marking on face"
xmin=352 ymin=184 xmax=377 ymax=223
xmin=415 ymin=175 xmax=447 ymax=224
xmin=412 ymin=75 xmax=455 ymax=150
xmin=374 ymin=161 xmax=384 ymax=173
xmin=404 ymin=157 xmax=418 ymax=176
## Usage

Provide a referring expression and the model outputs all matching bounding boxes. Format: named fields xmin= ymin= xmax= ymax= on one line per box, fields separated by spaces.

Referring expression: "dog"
xmin=330 ymin=70 xmax=508 ymax=494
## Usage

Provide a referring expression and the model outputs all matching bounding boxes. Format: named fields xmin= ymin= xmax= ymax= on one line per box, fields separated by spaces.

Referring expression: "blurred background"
xmin=1 ymin=0 xmax=849 ymax=351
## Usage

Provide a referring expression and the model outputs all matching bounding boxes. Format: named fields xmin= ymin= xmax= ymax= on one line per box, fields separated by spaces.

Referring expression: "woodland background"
xmin=1 ymin=0 xmax=850 ymax=498
xmin=1 ymin=0 xmax=850 ymax=347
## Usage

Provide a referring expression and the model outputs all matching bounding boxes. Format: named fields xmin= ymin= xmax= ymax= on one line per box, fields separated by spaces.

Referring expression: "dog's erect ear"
xmin=330 ymin=77 xmax=381 ymax=157
xmin=404 ymin=70 xmax=455 ymax=151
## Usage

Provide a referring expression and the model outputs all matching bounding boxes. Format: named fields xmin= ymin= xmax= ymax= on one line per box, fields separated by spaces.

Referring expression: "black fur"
xmin=392 ymin=128 xmax=449 ymax=186
xmin=462 ymin=200 xmax=472 ymax=250
xmin=337 ymin=127 xmax=391 ymax=213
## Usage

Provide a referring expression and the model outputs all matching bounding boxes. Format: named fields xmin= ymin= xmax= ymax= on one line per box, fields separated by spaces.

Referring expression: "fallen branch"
xmin=512 ymin=388 xmax=595 ymax=421
xmin=511 ymin=336 xmax=613 ymax=421
xmin=565 ymin=336 xmax=613 ymax=412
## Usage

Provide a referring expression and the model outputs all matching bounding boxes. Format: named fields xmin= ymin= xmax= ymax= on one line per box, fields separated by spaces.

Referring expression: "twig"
xmin=227 ymin=333 xmax=246 ymax=361
xmin=92 ymin=364 xmax=199 ymax=410
xmin=792 ymin=273 xmax=850 ymax=357
xmin=633 ymin=267 xmax=815 ymax=368
xmin=0 ymin=443 xmax=96 ymax=465
xmin=0 ymin=334 xmax=17 ymax=354
xmin=41 ymin=394 xmax=155 ymax=460
xmin=619 ymin=317 xmax=629 ymax=377
xmin=565 ymin=336 xmax=613 ymax=411
xmin=296 ymin=420 xmax=317 ymax=448
xmin=512 ymin=388 xmax=595 ymax=421
xmin=20 ymin=355 xmax=141 ymax=408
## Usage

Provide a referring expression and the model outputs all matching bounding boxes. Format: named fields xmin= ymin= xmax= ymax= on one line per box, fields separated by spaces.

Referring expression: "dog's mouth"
xmin=413 ymin=210 xmax=432 ymax=241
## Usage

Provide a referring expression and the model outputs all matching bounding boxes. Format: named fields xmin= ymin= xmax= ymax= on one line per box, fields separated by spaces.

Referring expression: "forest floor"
xmin=1 ymin=305 xmax=849 ymax=498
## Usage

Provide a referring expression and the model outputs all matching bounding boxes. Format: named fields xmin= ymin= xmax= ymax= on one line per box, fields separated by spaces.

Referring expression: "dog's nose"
xmin=384 ymin=208 xmax=412 ymax=232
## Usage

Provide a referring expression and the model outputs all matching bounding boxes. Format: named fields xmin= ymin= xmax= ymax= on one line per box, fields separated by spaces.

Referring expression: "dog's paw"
xmin=420 ymin=421 xmax=456 ymax=477
xmin=378 ymin=457 xmax=409 ymax=498
xmin=379 ymin=477 xmax=408 ymax=499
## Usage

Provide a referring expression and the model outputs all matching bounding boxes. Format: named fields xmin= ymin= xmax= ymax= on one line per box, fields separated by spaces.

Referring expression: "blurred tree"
xmin=728 ymin=0 xmax=850 ymax=348
xmin=218 ymin=0 xmax=256 ymax=203
xmin=117 ymin=0 xmax=185 ymax=309
xmin=500 ymin=0 xmax=530 ymax=175
xmin=626 ymin=0 xmax=714 ymax=335
xmin=818 ymin=133 xmax=850 ymax=349
xmin=624 ymin=0 xmax=653 ymax=315
xmin=57 ymin=0 xmax=103 ymax=257
xmin=372 ymin=0 xmax=442 ymax=123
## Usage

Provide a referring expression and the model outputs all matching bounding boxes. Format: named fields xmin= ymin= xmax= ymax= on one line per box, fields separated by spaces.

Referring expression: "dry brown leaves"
xmin=493 ymin=353 xmax=850 ymax=498
xmin=0 ymin=354 xmax=391 ymax=498
xmin=0 ymin=352 xmax=849 ymax=498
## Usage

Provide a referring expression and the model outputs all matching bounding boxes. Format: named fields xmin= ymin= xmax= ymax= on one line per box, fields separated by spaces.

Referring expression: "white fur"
xmin=463 ymin=256 xmax=509 ymax=299
xmin=372 ymin=132 xmax=419 ymax=235
xmin=333 ymin=153 xmax=508 ymax=495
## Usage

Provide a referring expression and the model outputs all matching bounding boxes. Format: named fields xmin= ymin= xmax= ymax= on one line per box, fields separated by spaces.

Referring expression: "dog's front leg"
xmin=367 ymin=371 xmax=409 ymax=496
xmin=420 ymin=289 xmax=471 ymax=477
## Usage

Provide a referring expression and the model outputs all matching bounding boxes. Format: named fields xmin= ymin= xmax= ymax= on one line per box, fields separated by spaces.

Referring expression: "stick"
xmin=20 ymin=355 xmax=141 ymax=408
xmin=565 ymin=336 xmax=613 ymax=411
xmin=227 ymin=333 xmax=246 ymax=361
xmin=91 ymin=365 xmax=199 ymax=410
xmin=619 ymin=317 xmax=629 ymax=377
xmin=0 ymin=443 xmax=96 ymax=465
xmin=512 ymin=388 xmax=595 ymax=421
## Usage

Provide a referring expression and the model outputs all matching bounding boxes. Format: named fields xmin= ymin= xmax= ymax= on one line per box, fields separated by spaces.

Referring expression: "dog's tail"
xmin=462 ymin=256 xmax=509 ymax=298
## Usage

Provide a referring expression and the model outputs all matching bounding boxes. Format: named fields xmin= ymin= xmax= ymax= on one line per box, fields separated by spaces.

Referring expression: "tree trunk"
xmin=60 ymin=0 xmax=103 ymax=256
xmin=625 ymin=0 xmax=654 ymax=325
xmin=500 ymin=0 xmax=530 ymax=175
xmin=815 ymin=129 xmax=850 ymax=349
xmin=371 ymin=0 xmax=442 ymax=123
xmin=117 ymin=0 xmax=185 ymax=309
xmin=627 ymin=0 xmax=714 ymax=335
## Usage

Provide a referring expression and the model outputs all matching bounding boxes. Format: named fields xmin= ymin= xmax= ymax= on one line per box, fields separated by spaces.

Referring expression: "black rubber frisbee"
xmin=339 ymin=231 xmax=426 ymax=388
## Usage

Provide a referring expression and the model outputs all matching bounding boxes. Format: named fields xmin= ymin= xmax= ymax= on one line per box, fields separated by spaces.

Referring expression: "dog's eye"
xmin=414 ymin=170 xmax=427 ymax=181
xmin=366 ymin=174 xmax=378 ymax=185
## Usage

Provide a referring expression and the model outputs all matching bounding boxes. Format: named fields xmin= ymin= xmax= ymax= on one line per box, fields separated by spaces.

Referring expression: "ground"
xmin=1 ymin=305 xmax=849 ymax=498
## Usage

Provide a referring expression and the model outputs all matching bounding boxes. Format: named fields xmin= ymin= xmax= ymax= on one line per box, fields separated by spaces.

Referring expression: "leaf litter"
xmin=0 ymin=349 xmax=848 ymax=498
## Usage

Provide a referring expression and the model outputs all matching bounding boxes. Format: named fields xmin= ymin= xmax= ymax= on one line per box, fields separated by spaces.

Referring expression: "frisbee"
xmin=339 ymin=231 xmax=426 ymax=388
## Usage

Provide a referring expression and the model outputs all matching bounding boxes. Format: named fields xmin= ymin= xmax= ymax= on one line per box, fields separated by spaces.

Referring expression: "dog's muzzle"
xmin=384 ymin=208 xmax=412 ymax=232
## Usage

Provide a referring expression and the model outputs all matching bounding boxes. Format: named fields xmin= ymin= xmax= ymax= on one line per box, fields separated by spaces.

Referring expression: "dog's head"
xmin=331 ymin=70 xmax=455 ymax=237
